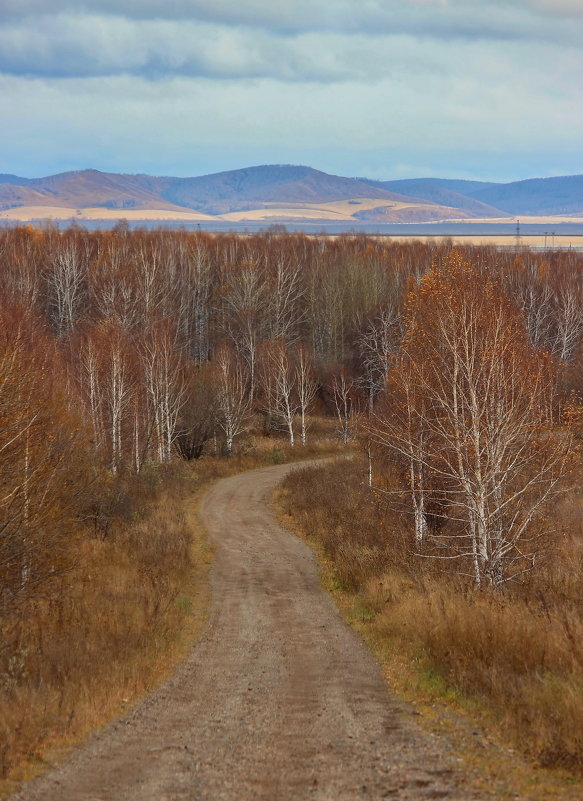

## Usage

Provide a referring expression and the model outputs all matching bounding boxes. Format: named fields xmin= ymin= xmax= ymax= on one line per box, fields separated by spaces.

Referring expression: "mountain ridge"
xmin=1 ymin=165 xmax=582 ymax=222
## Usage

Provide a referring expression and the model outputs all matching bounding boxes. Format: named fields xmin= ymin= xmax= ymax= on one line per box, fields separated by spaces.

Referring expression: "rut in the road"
xmin=11 ymin=461 xmax=480 ymax=801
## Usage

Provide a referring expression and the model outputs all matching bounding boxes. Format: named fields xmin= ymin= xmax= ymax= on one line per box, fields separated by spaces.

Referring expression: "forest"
xmin=1 ymin=225 xmax=583 ymax=780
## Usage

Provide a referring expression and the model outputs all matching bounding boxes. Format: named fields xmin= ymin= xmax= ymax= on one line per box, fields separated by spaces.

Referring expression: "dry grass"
xmin=0 ymin=471 xmax=204 ymax=793
xmin=0 ymin=206 xmax=216 ymax=222
xmin=279 ymin=458 xmax=583 ymax=789
xmin=0 ymin=430 xmax=344 ymax=795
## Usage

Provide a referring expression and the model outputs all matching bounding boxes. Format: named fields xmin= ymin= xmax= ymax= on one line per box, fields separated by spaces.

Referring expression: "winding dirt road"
xmin=11 ymin=461 xmax=479 ymax=801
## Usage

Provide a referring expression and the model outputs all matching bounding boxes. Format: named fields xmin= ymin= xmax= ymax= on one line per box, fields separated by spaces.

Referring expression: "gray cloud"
xmin=0 ymin=4 xmax=581 ymax=82
xmin=0 ymin=15 xmax=458 ymax=81
xmin=533 ymin=0 xmax=583 ymax=17
xmin=1 ymin=1 xmax=582 ymax=41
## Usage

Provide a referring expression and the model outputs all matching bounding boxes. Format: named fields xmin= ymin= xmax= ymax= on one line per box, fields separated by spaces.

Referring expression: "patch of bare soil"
xmin=10 ymin=462 xmax=481 ymax=800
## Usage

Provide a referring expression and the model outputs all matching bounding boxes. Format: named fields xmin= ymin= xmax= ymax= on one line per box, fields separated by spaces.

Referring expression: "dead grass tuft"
xmin=282 ymin=458 xmax=583 ymax=774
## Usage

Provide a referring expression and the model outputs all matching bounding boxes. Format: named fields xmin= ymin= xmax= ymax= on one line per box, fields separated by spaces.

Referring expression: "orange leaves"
xmin=0 ymin=303 xmax=92 ymax=605
xmin=375 ymin=251 xmax=572 ymax=586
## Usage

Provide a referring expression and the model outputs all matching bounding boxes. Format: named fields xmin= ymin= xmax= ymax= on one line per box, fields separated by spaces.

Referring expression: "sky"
xmin=0 ymin=0 xmax=581 ymax=182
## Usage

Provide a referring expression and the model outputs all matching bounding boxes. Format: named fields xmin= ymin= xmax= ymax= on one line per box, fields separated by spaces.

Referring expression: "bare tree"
xmin=372 ymin=254 xmax=575 ymax=586
xmin=215 ymin=344 xmax=251 ymax=457
xmin=550 ymin=284 xmax=583 ymax=363
xmin=46 ymin=237 xmax=88 ymax=337
xmin=266 ymin=254 xmax=305 ymax=344
xmin=176 ymin=240 xmax=214 ymax=362
xmin=220 ymin=262 xmax=268 ymax=401
xmin=142 ymin=322 xmax=187 ymax=463
xmin=295 ymin=345 xmax=318 ymax=446
xmin=330 ymin=369 xmax=356 ymax=446
xmin=260 ymin=341 xmax=298 ymax=446
xmin=357 ymin=307 xmax=401 ymax=414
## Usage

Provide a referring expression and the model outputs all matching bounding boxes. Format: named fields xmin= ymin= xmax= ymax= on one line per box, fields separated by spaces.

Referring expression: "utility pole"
xmin=515 ymin=219 xmax=521 ymax=250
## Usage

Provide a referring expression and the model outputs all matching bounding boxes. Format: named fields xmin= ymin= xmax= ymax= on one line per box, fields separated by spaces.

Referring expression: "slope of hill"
xmin=22 ymin=170 xmax=186 ymax=211
xmin=467 ymin=175 xmax=583 ymax=216
xmin=379 ymin=175 xmax=583 ymax=217
xmin=154 ymin=165 xmax=414 ymax=214
xmin=363 ymin=178 xmax=508 ymax=218
xmin=352 ymin=204 xmax=475 ymax=223
xmin=380 ymin=177 xmax=499 ymax=195
xmin=0 ymin=174 xmax=31 ymax=186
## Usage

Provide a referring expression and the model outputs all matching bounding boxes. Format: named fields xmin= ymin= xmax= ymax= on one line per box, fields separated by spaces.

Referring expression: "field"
xmin=2 ymin=200 xmax=583 ymax=234
xmin=0 ymin=206 xmax=217 ymax=222
xmin=385 ymin=233 xmax=583 ymax=249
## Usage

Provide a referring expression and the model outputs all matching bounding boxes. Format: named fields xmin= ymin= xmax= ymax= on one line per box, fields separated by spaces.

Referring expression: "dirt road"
xmin=12 ymin=461 xmax=478 ymax=801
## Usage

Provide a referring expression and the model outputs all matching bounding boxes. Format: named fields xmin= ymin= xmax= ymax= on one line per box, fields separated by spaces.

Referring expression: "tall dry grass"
xmin=0 ymin=431 xmax=344 ymax=790
xmin=0 ymin=467 xmax=196 ymax=784
xmin=282 ymin=458 xmax=583 ymax=771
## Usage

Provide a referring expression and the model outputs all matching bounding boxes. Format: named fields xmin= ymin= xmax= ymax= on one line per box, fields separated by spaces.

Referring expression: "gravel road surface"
xmin=11 ymin=461 xmax=480 ymax=801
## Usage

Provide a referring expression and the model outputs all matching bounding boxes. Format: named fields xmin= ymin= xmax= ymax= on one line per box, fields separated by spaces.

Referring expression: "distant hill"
xmin=1 ymin=165 xmax=582 ymax=223
xmin=0 ymin=169 xmax=185 ymax=211
xmin=381 ymin=177 xmax=499 ymax=195
xmin=0 ymin=166 xmax=420 ymax=215
xmin=361 ymin=178 xmax=507 ymax=218
xmin=143 ymin=165 xmax=417 ymax=214
xmin=373 ymin=175 xmax=583 ymax=216
xmin=467 ymin=175 xmax=583 ymax=216
xmin=0 ymin=174 xmax=31 ymax=186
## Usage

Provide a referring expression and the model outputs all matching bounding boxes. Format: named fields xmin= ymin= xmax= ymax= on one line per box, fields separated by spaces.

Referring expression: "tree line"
xmin=1 ymin=225 xmax=582 ymax=601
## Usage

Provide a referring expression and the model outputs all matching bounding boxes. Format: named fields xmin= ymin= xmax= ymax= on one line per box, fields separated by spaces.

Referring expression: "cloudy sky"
xmin=0 ymin=0 xmax=581 ymax=181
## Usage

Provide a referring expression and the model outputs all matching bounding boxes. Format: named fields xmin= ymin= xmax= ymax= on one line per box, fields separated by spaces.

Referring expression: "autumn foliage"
xmin=1 ymin=225 xmax=583 ymax=777
xmin=371 ymin=253 xmax=577 ymax=585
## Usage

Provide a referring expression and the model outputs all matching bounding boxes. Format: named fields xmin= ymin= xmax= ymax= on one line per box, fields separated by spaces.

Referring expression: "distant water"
xmin=3 ymin=219 xmax=583 ymax=237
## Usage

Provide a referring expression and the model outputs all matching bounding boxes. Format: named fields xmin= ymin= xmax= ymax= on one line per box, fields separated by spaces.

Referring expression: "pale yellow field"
xmin=466 ymin=215 xmax=583 ymax=225
xmin=2 ymin=204 xmax=583 ymax=234
xmin=0 ymin=197 xmax=462 ymax=224
xmin=220 ymin=197 xmax=389 ymax=222
xmin=221 ymin=207 xmax=352 ymax=222
xmin=0 ymin=206 xmax=217 ymax=222
xmin=221 ymin=197 xmax=458 ymax=222
xmin=384 ymin=234 xmax=583 ymax=249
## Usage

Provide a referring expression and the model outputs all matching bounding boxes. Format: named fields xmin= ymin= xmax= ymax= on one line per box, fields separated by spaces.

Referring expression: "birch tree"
xmin=330 ymin=369 xmax=356 ymax=445
xmin=265 ymin=254 xmax=305 ymax=344
xmin=46 ymin=236 xmax=89 ymax=337
xmin=142 ymin=322 xmax=187 ymax=464
xmin=260 ymin=341 xmax=298 ymax=446
xmin=295 ymin=345 xmax=318 ymax=446
xmin=214 ymin=344 xmax=251 ymax=457
xmin=220 ymin=262 xmax=268 ymax=401
xmin=357 ymin=307 xmax=401 ymax=414
xmin=550 ymin=284 xmax=583 ymax=363
xmin=372 ymin=253 xmax=575 ymax=586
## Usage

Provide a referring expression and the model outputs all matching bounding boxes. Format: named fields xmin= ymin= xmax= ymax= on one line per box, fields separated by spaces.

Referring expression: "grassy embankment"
xmin=278 ymin=457 xmax=583 ymax=800
xmin=0 ymin=427 xmax=341 ymax=797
